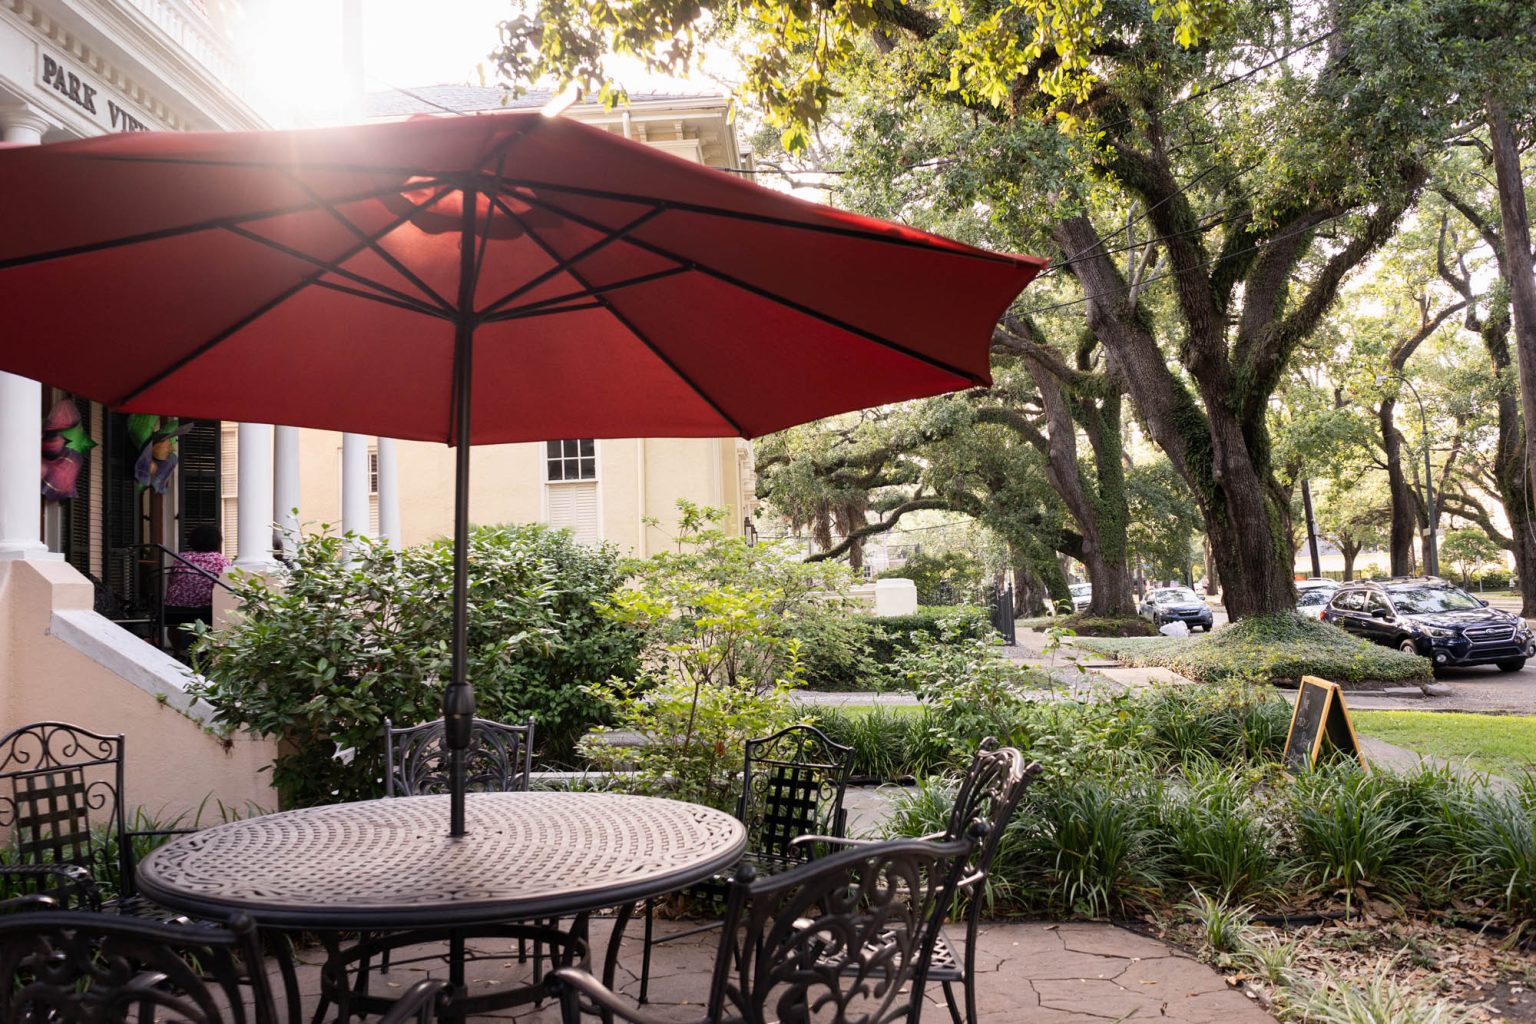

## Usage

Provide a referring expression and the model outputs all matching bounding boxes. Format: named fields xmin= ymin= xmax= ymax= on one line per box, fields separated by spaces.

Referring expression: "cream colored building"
xmin=220 ymin=87 xmax=757 ymax=558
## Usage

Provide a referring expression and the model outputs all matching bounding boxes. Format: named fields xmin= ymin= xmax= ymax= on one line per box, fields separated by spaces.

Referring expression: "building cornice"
xmin=8 ymin=0 xmax=265 ymax=131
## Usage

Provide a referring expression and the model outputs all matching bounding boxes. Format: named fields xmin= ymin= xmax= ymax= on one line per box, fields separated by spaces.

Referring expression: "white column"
xmin=341 ymin=433 xmax=370 ymax=541
xmin=0 ymin=106 xmax=56 ymax=561
xmin=235 ymin=423 xmax=276 ymax=570
xmin=376 ymin=437 xmax=401 ymax=547
xmin=273 ymin=425 xmax=300 ymax=556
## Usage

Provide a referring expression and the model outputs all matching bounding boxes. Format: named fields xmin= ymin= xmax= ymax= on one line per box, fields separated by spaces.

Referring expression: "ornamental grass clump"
xmin=1160 ymin=758 xmax=1290 ymax=902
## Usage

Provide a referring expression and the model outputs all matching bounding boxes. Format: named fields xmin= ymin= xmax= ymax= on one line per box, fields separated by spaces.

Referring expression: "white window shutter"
xmin=547 ymin=482 xmax=600 ymax=544
xmin=220 ymin=424 xmax=240 ymax=559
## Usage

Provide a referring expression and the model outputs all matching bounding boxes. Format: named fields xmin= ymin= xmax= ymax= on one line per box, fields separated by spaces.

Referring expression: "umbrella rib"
xmin=510 ymin=191 xmax=989 ymax=387
xmin=309 ymin=278 xmax=451 ymax=316
xmin=0 ymin=179 xmax=455 ymax=272
xmin=493 ymin=197 xmax=750 ymax=437
xmin=498 ymin=177 xmax=1035 ymax=268
xmin=113 ymin=194 xmax=453 ymax=407
xmin=474 ymin=205 xmax=669 ymax=319
xmin=480 ymin=266 xmax=692 ymax=323
xmin=283 ymin=172 xmax=457 ymax=314
xmin=222 ymin=224 xmax=449 ymax=319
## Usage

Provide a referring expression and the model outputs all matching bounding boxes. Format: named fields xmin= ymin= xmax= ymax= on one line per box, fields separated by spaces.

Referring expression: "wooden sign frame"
xmin=1282 ymin=676 xmax=1367 ymax=771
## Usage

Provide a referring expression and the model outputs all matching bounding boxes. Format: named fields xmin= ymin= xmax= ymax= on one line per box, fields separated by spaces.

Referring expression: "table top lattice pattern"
xmin=137 ymin=792 xmax=745 ymax=927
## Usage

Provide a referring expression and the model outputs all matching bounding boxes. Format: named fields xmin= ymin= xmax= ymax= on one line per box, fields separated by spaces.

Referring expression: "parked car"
xmin=1295 ymin=580 xmax=1339 ymax=619
xmin=1322 ymin=577 xmax=1535 ymax=672
xmin=1139 ymin=586 xmax=1215 ymax=632
xmin=1069 ymin=582 xmax=1092 ymax=612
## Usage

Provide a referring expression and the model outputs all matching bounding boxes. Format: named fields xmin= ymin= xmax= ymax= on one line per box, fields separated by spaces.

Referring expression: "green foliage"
xmin=1161 ymin=761 xmax=1288 ymax=901
xmin=1048 ymin=614 xmax=1158 ymax=637
xmin=865 ymin=605 xmax=993 ymax=664
xmin=1182 ymin=891 xmax=1253 ymax=956
xmin=1440 ymin=529 xmax=1504 ymax=585
xmin=579 ymin=676 xmax=802 ymax=813
xmin=811 ymin=706 xmax=949 ymax=780
xmin=786 ymin=613 xmax=886 ymax=692
xmin=892 ymin=623 xmax=1036 ymax=755
xmin=1077 ymin=614 xmax=1432 ymax=685
xmin=189 ymin=524 xmax=640 ymax=806
xmin=1289 ymin=764 xmax=1427 ymax=907
xmin=878 ymin=550 xmax=987 ymax=604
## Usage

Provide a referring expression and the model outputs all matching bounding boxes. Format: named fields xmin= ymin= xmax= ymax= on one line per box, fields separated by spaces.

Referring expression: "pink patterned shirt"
xmin=165 ymin=550 xmax=230 ymax=608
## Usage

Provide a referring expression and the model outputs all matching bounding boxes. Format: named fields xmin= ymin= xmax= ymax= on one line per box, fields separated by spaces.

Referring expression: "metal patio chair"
xmin=791 ymin=739 xmax=1041 ymax=1024
xmin=553 ymin=832 xmax=980 ymax=1024
xmin=0 ymin=721 xmax=195 ymax=918
xmin=383 ymin=715 xmax=536 ymax=797
xmin=637 ymin=723 xmax=854 ymax=1004
xmin=315 ymin=715 xmax=548 ymax=1023
xmin=0 ymin=910 xmax=447 ymax=1024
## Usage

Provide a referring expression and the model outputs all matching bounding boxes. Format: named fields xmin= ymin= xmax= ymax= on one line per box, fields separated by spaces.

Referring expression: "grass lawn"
xmin=1353 ymin=710 xmax=1536 ymax=778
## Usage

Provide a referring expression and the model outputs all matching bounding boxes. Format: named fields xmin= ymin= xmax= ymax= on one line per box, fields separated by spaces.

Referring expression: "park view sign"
xmin=36 ymin=48 xmax=156 ymax=133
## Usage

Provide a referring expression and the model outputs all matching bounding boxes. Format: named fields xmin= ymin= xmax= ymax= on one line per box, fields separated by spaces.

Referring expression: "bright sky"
xmin=237 ymin=0 xmax=725 ymax=129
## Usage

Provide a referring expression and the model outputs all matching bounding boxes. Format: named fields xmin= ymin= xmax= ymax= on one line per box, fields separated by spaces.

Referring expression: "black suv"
xmin=1323 ymin=578 xmax=1534 ymax=672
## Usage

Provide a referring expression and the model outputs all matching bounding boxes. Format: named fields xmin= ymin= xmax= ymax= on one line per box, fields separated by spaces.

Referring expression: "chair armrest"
xmin=0 ymin=894 xmax=60 ymax=914
xmin=550 ymin=967 xmax=709 ymax=1024
xmin=0 ymin=863 xmax=101 ymax=911
xmin=788 ymin=834 xmax=874 ymax=851
xmin=378 ymin=979 xmax=452 ymax=1024
xmin=789 ymin=828 xmax=946 ymax=850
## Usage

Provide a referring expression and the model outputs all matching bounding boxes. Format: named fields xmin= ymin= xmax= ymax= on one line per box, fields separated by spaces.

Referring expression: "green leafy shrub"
xmin=787 ymin=613 xmax=887 ymax=691
xmin=892 ymin=625 xmax=1036 ymax=757
xmin=190 ymin=524 xmax=640 ymax=806
xmin=1446 ymin=787 xmax=1536 ymax=926
xmin=877 ymin=550 xmax=987 ymax=604
xmin=1289 ymin=764 xmax=1426 ymax=905
xmin=1022 ymin=774 xmax=1172 ymax=916
xmin=866 ymin=605 xmax=993 ymax=664
xmin=1048 ymin=614 xmax=1158 ymax=637
xmin=1076 ymin=613 xmax=1431 ymax=685
xmin=1160 ymin=761 xmax=1288 ymax=901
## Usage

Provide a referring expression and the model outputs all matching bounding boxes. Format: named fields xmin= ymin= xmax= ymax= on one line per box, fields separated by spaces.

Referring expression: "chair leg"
xmin=942 ymin=980 xmax=964 ymax=1024
xmin=638 ymin=897 xmax=654 ymax=1005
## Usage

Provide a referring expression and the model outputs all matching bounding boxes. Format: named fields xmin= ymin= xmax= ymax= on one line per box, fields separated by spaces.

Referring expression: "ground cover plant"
xmin=1075 ymin=614 xmax=1431 ymax=686
xmin=1017 ymin=614 xmax=1158 ymax=637
xmin=1353 ymin=711 xmax=1536 ymax=779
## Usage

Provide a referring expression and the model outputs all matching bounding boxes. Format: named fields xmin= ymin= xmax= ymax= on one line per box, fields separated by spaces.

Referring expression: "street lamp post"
xmin=1376 ymin=372 xmax=1439 ymax=577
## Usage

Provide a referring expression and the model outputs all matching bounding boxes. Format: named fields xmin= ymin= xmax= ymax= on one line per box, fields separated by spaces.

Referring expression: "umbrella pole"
xmin=444 ymin=196 xmax=480 ymax=839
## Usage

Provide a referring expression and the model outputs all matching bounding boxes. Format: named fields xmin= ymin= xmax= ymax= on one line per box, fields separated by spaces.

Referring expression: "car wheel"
xmin=1399 ymin=639 xmax=1421 ymax=656
xmin=1497 ymin=658 xmax=1526 ymax=673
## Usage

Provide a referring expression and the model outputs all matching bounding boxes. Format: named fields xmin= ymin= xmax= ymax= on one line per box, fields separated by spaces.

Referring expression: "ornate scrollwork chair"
xmin=314 ymin=715 xmax=558 ymax=1023
xmin=0 ymin=910 xmax=448 ymax=1024
xmin=383 ymin=716 xmax=535 ymax=797
xmin=0 ymin=722 xmax=193 ymax=917
xmin=791 ymin=739 xmax=1042 ymax=1024
xmin=554 ymin=832 xmax=979 ymax=1024
xmin=638 ymin=723 xmax=854 ymax=1004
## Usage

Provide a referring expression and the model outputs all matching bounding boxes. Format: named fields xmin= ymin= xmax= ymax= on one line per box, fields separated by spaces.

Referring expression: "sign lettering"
xmin=36 ymin=50 xmax=155 ymax=132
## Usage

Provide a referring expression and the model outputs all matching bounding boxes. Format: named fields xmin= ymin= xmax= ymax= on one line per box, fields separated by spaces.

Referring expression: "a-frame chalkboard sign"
xmin=1282 ymin=676 xmax=1367 ymax=771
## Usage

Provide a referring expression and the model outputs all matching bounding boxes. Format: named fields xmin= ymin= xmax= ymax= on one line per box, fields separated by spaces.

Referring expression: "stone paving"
xmin=278 ymin=916 xmax=1275 ymax=1023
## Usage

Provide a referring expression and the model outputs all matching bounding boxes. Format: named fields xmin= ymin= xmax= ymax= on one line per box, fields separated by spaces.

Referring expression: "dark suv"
xmin=1323 ymin=578 xmax=1534 ymax=672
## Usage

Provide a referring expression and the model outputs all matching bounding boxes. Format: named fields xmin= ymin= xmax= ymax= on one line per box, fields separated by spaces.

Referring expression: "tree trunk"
xmin=1380 ymin=400 xmax=1418 ymax=575
xmin=1488 ymin=103 xmax=1536 ymax=520
xmin=1341 ymin=541 xmax=1358 ymax=581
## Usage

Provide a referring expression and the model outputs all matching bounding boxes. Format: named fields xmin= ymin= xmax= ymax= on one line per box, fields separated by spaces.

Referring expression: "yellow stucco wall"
xmin=0 ymin=559 xmax=278 ymax=824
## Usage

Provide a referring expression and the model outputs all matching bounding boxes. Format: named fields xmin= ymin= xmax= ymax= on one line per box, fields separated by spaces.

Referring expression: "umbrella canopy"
xmin=0 ymin=112 xmax=1044 ymax=834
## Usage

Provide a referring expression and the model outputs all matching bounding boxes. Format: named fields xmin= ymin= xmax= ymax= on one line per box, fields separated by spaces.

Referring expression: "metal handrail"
xmin=117 ymin=542 xmax=235 ymax=595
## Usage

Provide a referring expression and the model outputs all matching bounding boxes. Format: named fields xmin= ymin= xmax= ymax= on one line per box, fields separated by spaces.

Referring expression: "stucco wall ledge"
xmin=48 ymin=608 xmax=216 ymax=724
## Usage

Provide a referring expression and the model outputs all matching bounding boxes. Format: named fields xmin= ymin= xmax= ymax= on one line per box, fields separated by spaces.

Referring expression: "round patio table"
xmin=138 ymin=791 xmax=746 ymax=1020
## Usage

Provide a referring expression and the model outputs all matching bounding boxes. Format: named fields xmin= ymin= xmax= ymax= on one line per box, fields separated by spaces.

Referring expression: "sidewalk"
xmin=279 ymin=917 xmax=1278 ymax=1024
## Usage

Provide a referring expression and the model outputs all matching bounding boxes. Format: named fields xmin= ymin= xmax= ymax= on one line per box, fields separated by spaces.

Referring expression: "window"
xmin=1335 ymin=590 xmax=1364 ymax=611
xmin=1366 ymin=592 xmax=1392 ymax=615
xmin=546 ymin=439 xmax=596 ymax=482
xmin=545 ymin=439 xmax=599 ymax=545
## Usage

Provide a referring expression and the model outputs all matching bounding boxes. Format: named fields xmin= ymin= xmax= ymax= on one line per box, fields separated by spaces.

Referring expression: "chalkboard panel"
xmin=1283 ymin=676 xmax=1366 ymax=771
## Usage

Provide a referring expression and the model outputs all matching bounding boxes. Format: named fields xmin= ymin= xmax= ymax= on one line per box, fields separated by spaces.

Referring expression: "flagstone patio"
xmin=279 ymin=916 xmax=1275 ymax=1023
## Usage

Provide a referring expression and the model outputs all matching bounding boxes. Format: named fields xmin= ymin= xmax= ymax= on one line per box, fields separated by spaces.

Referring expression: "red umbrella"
xmin=0 ymin=112 xmax=1044 ymax=833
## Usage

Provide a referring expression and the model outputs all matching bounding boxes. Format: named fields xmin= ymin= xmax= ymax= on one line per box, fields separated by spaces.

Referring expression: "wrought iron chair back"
xmin=0 ymin=723 xmax=127 ymax=904
xmin=737 ymin=724 xmax=854 ymax=868
xmin=384 ymin=716 xmax=536 ymax=796
xmin=945 ymin=739 xmax=1040 ymax=882
xmin=0 ymin=910 xmax=271 ymax=1023
xmin=0 ymin=911 xmax=447 ymax=1024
